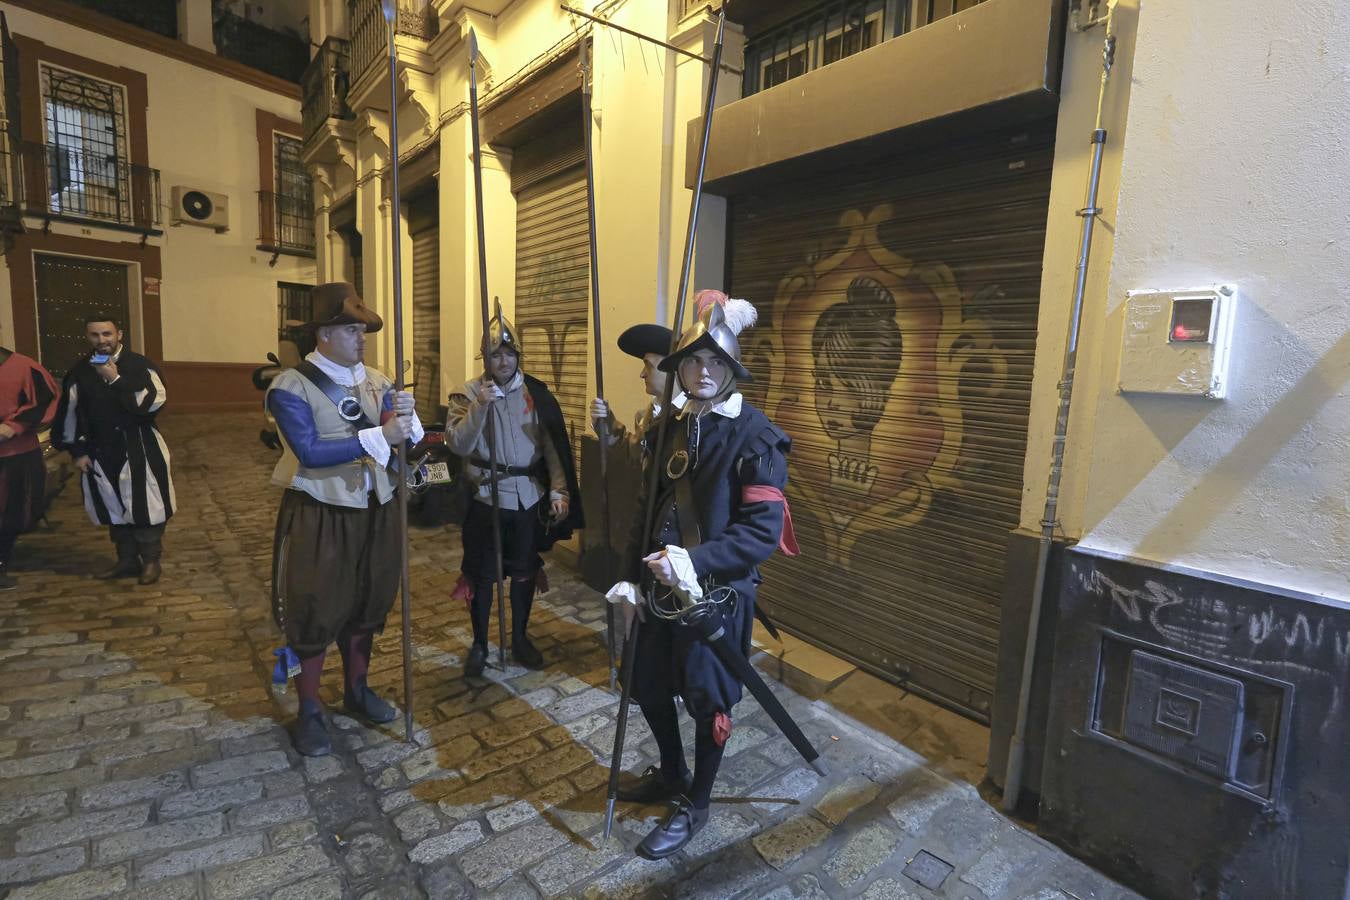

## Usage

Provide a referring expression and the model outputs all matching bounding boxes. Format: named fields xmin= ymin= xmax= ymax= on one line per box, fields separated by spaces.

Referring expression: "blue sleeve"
xmin=687 ymin=426 xmax=789 ymax=581
xmin=268 ymin=389 xmax=366 ymax=469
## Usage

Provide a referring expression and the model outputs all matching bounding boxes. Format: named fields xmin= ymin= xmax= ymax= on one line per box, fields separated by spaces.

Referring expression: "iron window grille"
xmin=347 ymin=0 xmax=438 ymax=88
xmin=36 ymin=64 xmax=158 ymax=229
xmin=301 ymin=37 xmax=353 ymax=143
xmin=278 ymin=281 xmax=317 ymax=356
xmin=259 ymin=134 xmax=315 ymax=256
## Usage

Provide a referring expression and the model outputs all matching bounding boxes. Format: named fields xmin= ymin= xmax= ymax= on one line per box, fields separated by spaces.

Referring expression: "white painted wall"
xmin=1050 ymin=1 xmax=1350 ymax=601
xmin=0 ymin=7 xmax=317 ymax=364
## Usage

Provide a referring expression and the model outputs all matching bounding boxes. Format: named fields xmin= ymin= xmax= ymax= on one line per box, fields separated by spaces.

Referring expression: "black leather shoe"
xmin=293 ymin=706 xmax=331 ymax=757
xmin=343 ymin=682 xmax=397 ymax=724
xmin=465 ymin=643 xmax=487 ymax=678
xmin=616 ymin=766 xmax=693 ymax=804
xmin=98 ymin=559 xmax=141 ymax=580
xmin=137 ymin=560 xmax=162 ymax=585
xmin=511 ymin=635 xmax=544 ymax=670
xmin=636 ymin=796 xmax=709 ymax=860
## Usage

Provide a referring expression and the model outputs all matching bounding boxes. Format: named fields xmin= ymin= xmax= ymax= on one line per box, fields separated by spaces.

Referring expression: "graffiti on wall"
xmin=742 ymin=205 xmax=1013 ymax=566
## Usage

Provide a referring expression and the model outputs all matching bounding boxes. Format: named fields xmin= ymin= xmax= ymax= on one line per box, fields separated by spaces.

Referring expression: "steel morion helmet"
xmin=483 ymin=297 xmax=522 ymax=357
xmin=659 ymin=289 xmax=757 ymax=382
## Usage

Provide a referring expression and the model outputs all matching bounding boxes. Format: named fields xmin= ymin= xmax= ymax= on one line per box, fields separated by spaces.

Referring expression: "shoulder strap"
xmin=670 ymin=421 xmax=703 ymax=549
xmin=294 ymin=360 xmax=376 ymax=430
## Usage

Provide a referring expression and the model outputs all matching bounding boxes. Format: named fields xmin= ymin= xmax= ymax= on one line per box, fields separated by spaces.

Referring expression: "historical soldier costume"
xmin=0 ymin=349 xmax=58 ymax=590
xmin=608 ymin=290 xmax=796 ymax=859
xmin=266 ymin=283 xmax=423 ymax=756
xmin=446 ymin=305 xmax=582 ymax=676
xmin=54 ymin=317 xmax=174 ymax=585
xmin=589 ymin=323 xmax=686 ymax=446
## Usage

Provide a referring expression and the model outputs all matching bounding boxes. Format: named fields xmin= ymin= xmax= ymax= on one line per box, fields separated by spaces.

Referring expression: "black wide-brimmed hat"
xmin=304 ymin=282 xmax=383 ymax=333
xmin=617 ymin=324 xmax=673 ymax=359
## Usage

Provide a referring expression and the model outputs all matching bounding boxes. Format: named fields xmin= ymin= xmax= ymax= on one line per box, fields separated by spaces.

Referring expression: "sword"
xmin=686 ymin=605 xmax=827 ymax=777
xmin=603 ymin=5 xmax=727 ymax=841
xmin=467 ymin=30 xmax=510 ymax=671
xmin=579 ymin=38 xmax=619 ymax=692
xmin=379 ymin=0 xmax=415 ymax=743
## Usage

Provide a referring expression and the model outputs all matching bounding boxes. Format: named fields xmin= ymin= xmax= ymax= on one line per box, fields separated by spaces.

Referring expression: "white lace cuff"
xmin=665 ymin=546 xmax=704 ymax=604
xmin=605 ymin=581 xmax=641 ymax=606
xmin=358 ymin=427 xmax=391 ymax=468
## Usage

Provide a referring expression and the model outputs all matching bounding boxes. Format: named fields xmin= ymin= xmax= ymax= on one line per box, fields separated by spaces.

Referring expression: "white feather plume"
xmin=721 ymin=297 xmax=758 ymax=336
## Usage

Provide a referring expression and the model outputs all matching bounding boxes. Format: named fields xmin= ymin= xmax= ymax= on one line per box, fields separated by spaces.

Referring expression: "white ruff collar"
xmin=309 ymin=350 xmax=365 ymax=387
xmin=684 ymin=391 xmax=742 ymax=420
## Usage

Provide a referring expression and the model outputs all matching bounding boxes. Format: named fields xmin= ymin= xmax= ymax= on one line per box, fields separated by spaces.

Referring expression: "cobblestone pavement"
xmin=0 ymin=414 xmax=1140 ymax=900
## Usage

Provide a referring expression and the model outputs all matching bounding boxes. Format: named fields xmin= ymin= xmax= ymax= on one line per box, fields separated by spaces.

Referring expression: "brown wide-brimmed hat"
xmin=305 ymin=282 xmax=383 ymax=333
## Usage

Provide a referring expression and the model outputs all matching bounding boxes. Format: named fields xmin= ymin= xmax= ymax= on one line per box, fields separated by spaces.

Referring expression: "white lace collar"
xmin=309 ymin=350 xmax=365 ymax=387
xmin=683 ymin=391 xmax=743 ymax=420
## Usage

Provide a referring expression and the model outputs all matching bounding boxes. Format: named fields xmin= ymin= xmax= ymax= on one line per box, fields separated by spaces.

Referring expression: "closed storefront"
xmin=409 ymin=193 xmax=439 ymax=421
xmin=728 ymin=121 xmax=1055 ymax=720
xmin=512 ymin=127 xmax=589 ymax=459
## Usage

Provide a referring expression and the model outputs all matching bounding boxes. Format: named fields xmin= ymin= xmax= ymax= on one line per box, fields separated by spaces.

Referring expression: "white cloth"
xmin=664 ymin=545 xmax=703 ymax=606
xmin=682 ymin=391 xmax=742 ymax=421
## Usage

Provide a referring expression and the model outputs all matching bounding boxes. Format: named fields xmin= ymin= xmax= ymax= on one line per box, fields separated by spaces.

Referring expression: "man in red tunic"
xmin=0 ymin=347 xmax=59 ymax=591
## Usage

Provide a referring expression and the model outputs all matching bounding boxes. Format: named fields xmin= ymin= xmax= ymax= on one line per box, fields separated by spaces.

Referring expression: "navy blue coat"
xmin=624 ymin=400 xmax=790 ymax=720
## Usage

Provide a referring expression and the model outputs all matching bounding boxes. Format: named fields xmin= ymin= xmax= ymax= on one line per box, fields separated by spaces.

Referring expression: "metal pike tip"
xmin=602 ymin=798 xmax=616 ymax=839
xmin=379 ymin=0 xmax=396 ymax=23
xmin=468 ymin=28 xmax=478 ymax=60
xmin=811 ymin=757 xmax=830 ymax=777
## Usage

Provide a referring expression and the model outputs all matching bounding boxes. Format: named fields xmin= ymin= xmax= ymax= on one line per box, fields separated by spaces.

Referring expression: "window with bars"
xmin=261 ymin=133 xmax=314 ymax=255
xmin=278 ymin=281 xmax=316 ymax=359
xmin=41 ymin=64 xmax=131 ymax=222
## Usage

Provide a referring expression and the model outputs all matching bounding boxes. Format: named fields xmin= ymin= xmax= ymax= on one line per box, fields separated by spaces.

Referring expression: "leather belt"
xmin=470 ymin=457 xmax=538 ymax=477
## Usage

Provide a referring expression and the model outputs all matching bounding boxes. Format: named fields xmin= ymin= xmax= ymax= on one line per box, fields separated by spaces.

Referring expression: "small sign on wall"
xmin=144 ymin=276 xmax=160 ymax=296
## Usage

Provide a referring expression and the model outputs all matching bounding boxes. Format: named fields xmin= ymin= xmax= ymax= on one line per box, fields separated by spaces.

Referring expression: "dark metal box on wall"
xmin=1039 ymin=547 xmax=1349 ymax=900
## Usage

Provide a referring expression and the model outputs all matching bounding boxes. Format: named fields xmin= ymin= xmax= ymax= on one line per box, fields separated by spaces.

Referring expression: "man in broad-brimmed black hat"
xmin=266 ymin=282 xmax=425 ymax=756
xmin=588 ymin=323 xmax=686 ymax=446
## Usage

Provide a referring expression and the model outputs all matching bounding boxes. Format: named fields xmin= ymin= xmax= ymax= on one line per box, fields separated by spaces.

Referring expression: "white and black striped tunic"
xmin=54 ymin=349 xmax=175 ymax=526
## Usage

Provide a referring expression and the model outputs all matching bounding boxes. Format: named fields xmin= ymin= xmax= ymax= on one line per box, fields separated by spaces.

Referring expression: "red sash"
xmin=741 ymin=485 xmax=800 ymax=557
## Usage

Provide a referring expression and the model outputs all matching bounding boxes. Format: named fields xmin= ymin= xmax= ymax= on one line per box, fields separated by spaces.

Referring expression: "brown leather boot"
xmin=98 ymin=558 xmax=141 ymax=580
xmin=137 ymin=560 xmax=162 ymax=585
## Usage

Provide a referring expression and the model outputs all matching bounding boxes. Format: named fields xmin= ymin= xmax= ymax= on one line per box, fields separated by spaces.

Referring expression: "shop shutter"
xmin=727 ymin=120 xmax=1056 ymax=720
xmin=411 ymin=226 xmax=440 ymax=421
xmin=513 ymin=164 xmax=589 ymax=461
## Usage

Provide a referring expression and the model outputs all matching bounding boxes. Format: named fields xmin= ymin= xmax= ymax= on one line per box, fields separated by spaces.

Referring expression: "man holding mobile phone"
xmin=54 ymin=314 xmax=175 ymax=585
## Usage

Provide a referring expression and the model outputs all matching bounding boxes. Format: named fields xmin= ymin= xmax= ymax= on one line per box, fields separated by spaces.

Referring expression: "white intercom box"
xmin=1118 ymin=286 xmax=1237 ymax=399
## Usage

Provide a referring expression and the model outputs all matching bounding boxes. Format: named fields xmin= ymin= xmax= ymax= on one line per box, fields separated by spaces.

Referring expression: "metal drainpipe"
xmin=1001 ymin=3 xmax=1118 ymax=813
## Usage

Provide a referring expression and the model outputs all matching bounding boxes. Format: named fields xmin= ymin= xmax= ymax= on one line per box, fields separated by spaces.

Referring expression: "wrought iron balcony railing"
xmin=214 ymin=11 xmax=309 ymax=84
xmin=302 ymin=37 xmax=354 ymax=143
xmin=68 ymin=0 xmax=178 ymax=39
xmin=16 ymin=141 xmax=161 ymax=229
xmin=258 ymin=190 xmax=316 ymax=257
xmin=348 ymin=0 xmax=438 ymax=88
xmin=743 ymin=0 xmax=987 ymax=95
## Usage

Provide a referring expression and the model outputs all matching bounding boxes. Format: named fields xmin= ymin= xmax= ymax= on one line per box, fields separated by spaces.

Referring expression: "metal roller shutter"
xmin=513 ymin=164 xmax=589 ymax=461
xmin=411 ymin=227 xmax=440 ymax=421
xmin=727 ymin=120 xmax=1055 ymax=721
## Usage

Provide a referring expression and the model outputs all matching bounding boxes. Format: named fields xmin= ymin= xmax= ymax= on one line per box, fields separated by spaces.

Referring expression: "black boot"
xmin=137 ymin=560 xmax=162 ymax=585
xmin=616 ymin=766 xmax=693 ymax=804
xmin=344 ymin=677 xmax=397 ymax=724
xmin=292 ymin=700 xmax=331 ymax=757
xmin=636 ymin=796 xmax=709 ymax=859
xmin=464 ymin=643 xmax=487 ymax=678
xmin=511 ymin=634 xmax=544 ymax=669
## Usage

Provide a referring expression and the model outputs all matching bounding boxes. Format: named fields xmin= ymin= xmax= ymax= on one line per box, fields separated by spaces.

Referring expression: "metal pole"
xmin=561 ymin=4 xmax=735 ymax=73
xmin=580 ymin=39 xmax=619 ymax=693
xmin=467 ymin=31 xmax=510 ymax=672
xmin=379 ymin=2 xmax=416 ymax=744
xmin=604 ymin=6 xmax=727 ymax=841
xmin=1001 ymin=12 xmax=1117 ymax=812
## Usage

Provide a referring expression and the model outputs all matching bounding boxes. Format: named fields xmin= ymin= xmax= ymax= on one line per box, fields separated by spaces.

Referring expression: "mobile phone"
xmin=90 ymin=353 xmax=110 ymax=364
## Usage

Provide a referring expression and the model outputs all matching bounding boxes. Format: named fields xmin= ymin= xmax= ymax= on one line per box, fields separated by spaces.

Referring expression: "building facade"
xmin=0 ymin=0 xmax=317 ymax=409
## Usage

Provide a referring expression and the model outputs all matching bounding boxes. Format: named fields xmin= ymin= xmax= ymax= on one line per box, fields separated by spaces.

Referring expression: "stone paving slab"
xmin=0 ymin=414 xmax=1142 ymax=899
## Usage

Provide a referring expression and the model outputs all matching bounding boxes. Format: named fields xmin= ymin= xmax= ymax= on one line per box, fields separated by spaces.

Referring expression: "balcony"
xmin=16 ymin=141 xmax=161 ymax=231
xmin=302 ymin=38 xmax=354 ymax=144
xmin=742 ymin=0 xmax=988 ymax=95
xmin=67 ymin=0 xmax=177 ymax=39
xmin=257 ymin=190 xmax=316 ymax=258
xmin=348 ymin=0 xmax=438 ymax=88
xmin=214 ymin=11 xmax=309 ymax=84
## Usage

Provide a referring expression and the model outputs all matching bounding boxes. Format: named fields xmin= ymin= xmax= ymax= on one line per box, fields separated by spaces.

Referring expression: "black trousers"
xmin=110 ymin=523 xmax=166 ymax=562
xmin=462 ymin=499 xmax=542 ymax=644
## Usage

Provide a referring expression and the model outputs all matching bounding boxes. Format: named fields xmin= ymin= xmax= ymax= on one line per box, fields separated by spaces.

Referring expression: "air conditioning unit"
xmin=171 ymin=186 xmax=229 ymax=232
